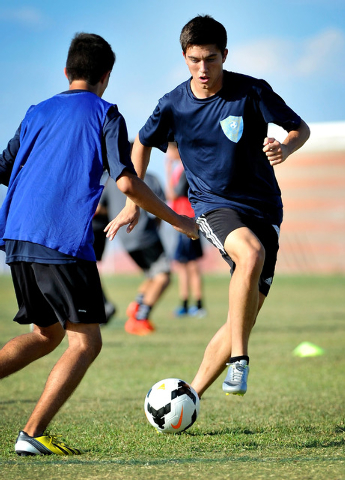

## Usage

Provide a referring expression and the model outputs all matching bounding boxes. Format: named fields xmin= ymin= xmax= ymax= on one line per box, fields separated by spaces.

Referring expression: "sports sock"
xmin=182 ymin=299 xmax=188 ymax=310
xmin=136 ymin=303 xmax=152 ymax=321
xmin=135 ymin=293 xmax=144 ymax=305
xmin=196 ymin=299 xmax=203 ymax=309
xmin=229 ymin=355 xmax=249 ymax=365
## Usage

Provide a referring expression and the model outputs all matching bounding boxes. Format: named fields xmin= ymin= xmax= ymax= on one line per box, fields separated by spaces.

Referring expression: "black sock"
xmin=136 ymin=303 xmax=152 ymax=320
xmin=182 ymin=299 xmax=188 ymax=310
xmin=229 ymin=355 xmax=249 ymax=365
xmin=135 ymin=293 xmax=144 ymax=305
xmin=196 ymin=299 xmax=203 ymax=309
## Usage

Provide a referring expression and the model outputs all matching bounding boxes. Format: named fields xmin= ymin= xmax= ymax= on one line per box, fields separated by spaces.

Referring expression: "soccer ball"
xmin=144 ymin=378 xmax=200 ymax=433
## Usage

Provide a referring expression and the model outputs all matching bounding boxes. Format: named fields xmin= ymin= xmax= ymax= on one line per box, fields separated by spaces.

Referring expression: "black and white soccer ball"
xmin=144 ymin=378 xmax=200 ymax=433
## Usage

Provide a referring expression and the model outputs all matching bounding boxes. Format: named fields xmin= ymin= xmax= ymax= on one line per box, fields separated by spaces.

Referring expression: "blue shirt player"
xmin=0 ymin=33 xmax=197 ymax=457
xmin=113 ymin=16 xmax=310 ymax=401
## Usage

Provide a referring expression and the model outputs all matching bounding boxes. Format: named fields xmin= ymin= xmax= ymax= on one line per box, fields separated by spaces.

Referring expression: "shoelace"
xmin=226 ymin=363 xmax=246 ymax=382
xmin=47 ymin=435 xmax=65 ymax=446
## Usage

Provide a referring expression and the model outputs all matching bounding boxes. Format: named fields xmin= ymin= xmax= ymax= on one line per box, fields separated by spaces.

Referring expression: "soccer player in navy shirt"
xmin=111 ymin=15 xmax=310 ymax=400
xmin=0 ymin=33 xmax=197 ymax=456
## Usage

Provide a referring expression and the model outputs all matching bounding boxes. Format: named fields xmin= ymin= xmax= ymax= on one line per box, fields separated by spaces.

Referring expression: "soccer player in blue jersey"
xmin=109 ymin=15 xmax=310 ymax=400
xmin=0 ymin=33 xmax=197 ymax=456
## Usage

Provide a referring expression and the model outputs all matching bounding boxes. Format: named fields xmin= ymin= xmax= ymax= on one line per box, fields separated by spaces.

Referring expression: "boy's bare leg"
xmin=141 ymin=272 xmax=170 ymax=307
xmin=191 ymin=318 xmax=231 ymax=396
xmin=176 ymin=263 xmax=189 ymax=301
xmin=223 ymin=227 xmax=265 ymax=357
xmin=0 ymin=323 xmax=65 ymax=379
xmin=23 ymin=321 xmax=102 ymax=437
xmin=191 ymin=225 xmax=267 ymax=398
xmin=187 ymin=260 xmax=203 ymax=301
xmin=191 ymin=293 xmax=265 ymax=398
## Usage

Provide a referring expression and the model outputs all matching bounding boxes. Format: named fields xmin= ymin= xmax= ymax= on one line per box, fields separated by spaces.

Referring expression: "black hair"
xmin=180 ymin=15 xmax=227 ymax=55
xmin=66 ymin=33 xmax=116 ymax=86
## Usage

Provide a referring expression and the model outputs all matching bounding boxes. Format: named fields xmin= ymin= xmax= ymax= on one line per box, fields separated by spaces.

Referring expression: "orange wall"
xmin=99 ymin=150 xmax=345 ymax=275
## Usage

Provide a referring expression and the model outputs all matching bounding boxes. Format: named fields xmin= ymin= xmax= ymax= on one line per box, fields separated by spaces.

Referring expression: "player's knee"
xmin=67 ymin=325 xmax=102 ymax=361
xmin=156 ymin=272 xmax=171 ymax=290
xmin=239 ymin=243 xmax=265 ymax=277
xmin=163 ymin=272 xmax=171 ymax=289
xmin=35 ymin=324 xmax=65 ymax=352
xmin=78 ymin=336 xmax=102 ymax=363
xmin=85 ymin=334 xmax=102 ymax=360
xmin=91 ymin=338 xmax=102 ymax=360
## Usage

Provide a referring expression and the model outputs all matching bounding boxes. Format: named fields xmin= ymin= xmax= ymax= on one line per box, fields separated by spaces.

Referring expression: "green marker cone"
xmin=293 ymin=341 xmax=325 ymax=357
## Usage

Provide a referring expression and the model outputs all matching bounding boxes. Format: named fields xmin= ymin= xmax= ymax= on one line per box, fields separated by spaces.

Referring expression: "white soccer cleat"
xmin=222 ymin=360 xmax=249 ymax=396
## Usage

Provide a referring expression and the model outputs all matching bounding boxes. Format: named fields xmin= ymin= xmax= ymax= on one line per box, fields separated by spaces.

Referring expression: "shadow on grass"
xmin=2 ymin=455 xmax=345 ymax=467
xmin=185 ymin=427 xmax=260 ymax=436
xmin=0 ymin=399 xmax=36 ymax=405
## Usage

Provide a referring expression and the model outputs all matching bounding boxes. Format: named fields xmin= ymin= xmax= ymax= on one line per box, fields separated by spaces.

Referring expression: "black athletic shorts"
xmin=196 ymin=208 xmax=280 ymax=296
xmin=128 ymin=239 xmax=170 ymax=278
xmin=10 ymin=260 xmax=106 ymax=328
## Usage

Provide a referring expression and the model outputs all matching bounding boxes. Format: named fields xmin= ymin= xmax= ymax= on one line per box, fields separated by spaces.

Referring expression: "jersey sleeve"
xmin=103 ymin=106 xmax=137 ymax=181
xmin=255 ymin=80 xmax=301 ymax=132
xmin=0 ymin=125 xmax=21 ymax=186
xmin=139 ymin=96 xmax=174 ymax=153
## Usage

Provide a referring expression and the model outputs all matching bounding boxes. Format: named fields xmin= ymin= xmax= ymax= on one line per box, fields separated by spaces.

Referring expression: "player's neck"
xmin=190 ymin=74 xmax=224 ymax=99
xmin=68 ymin=80 xmax=102 ymax=97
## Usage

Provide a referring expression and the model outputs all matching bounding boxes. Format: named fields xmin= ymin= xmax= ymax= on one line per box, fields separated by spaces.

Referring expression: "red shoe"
xmin=126 ymin=301 xmax=140 ymax=318
xmin=124 ymin=317 xmax=155 ymax=336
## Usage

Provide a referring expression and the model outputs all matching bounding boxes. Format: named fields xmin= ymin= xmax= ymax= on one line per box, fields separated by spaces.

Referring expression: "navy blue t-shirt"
xmin=139 ymin=70 xmax=301 ymax=226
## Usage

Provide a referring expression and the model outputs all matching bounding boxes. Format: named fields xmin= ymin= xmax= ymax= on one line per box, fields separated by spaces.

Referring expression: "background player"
xmin=165 ymin=143 xmax=206 ymax=318
xmin=102 ymin=172 xmax=171 ymax=335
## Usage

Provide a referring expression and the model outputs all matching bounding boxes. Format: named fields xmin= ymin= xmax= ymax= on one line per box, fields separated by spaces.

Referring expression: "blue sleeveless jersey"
xmin=0 ymin=91 xmax=116 ymax=261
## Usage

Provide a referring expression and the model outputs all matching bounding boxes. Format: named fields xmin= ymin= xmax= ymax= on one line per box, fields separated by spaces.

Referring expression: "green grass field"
xmin=0 ymin=273 xmax=344 ymax=479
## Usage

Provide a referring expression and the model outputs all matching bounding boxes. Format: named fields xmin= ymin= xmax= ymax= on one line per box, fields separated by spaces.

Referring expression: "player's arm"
xmin=0 ymin=126 xmax=21 ymax=186
xmin=111 ymin=134 xmax=153 ymax=234
xmin=105 ymin=170 xmax=199 ymax=241
xmin=130 ymin=134 xmax=152 ymax=179
xmin=263 ymin=118 xmax=310 ymax=166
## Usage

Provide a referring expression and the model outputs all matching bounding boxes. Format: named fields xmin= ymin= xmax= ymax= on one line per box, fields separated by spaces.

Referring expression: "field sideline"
xmin=0 ymin=273 xmax=344 ymax=479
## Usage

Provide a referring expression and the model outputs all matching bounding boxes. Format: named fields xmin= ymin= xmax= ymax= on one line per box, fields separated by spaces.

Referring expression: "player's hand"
xmin=104 ymin=204 xmax=140 ymax=241
xmin=174 ymin=216 xmax=199 ymax=240
xmin=263 ymin=137 xmax=289 ymax=166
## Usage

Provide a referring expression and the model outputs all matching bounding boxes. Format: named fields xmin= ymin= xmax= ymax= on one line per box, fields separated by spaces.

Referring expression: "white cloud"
xmin=295 ymin=28 xmax=345 ymax=76
xmin=227 ymin=28 xmax=345 ymax=80
xmin=0 ymin=7 xmax=47 ymax=27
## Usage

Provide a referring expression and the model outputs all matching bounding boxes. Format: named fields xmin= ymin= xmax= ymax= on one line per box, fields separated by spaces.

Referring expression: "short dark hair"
xmin=180 ymin=15 xmax=227 ymax=55
xmin=66 ymin=33 xmax=116 ymax=86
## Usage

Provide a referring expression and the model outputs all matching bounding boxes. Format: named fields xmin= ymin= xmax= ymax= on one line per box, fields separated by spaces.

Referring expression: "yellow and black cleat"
xmin=15 ymin=430 xmax=81 ymax=456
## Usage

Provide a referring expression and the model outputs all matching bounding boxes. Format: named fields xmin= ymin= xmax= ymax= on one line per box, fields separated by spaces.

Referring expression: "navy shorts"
xmin=173 ymin=233 xmax=203 ymax=264
xmin=10 ymin=260 xmax=106 ymax=328
xmin=196 ymin=208 xmax=280 ymax=296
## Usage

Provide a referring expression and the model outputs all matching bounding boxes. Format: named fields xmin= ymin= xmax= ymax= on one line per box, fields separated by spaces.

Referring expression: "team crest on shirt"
xmin=220 ymin=115 xmax=244 ymax=143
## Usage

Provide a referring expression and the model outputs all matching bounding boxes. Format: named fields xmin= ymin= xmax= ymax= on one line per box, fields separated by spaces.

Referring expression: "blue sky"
xmin=0 ymin=0 xmax=344 ymax=180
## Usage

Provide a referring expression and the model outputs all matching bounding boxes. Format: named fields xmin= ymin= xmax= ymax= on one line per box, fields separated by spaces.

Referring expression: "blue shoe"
xmin=188 ymin=306 xmax=207 ymax=318
xmin=174 ymin=306 xmax=188 ymax=317
xmin=222 ymin=360 xmax=249 ymax=396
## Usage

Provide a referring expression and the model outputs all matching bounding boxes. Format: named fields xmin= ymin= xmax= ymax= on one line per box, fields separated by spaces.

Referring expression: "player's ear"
xmin=100 ymin=71 xmax=111 ymax=84
xmin=222 ymin=49 xmax=228 ymax=63
xmin=63 ymin=67 xmax=68 ymax=79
